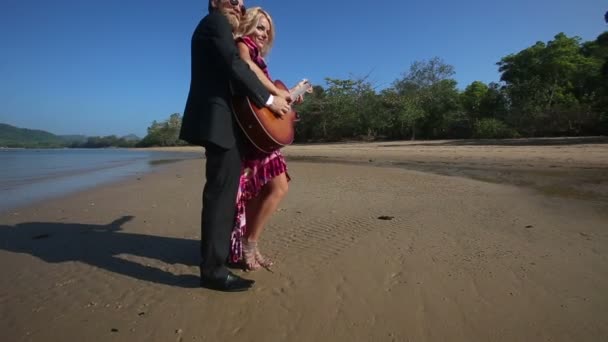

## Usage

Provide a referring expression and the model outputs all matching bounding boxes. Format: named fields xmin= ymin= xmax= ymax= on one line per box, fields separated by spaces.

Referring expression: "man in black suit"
xmin=179 ymin=0 xmax=291 ymax=292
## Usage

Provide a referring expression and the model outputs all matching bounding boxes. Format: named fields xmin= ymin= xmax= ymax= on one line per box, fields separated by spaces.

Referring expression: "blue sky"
xmin=0 ymin=0 xmax=605 ymax=137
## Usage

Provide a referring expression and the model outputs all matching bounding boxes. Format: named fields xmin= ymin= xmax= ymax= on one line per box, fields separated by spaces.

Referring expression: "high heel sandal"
xmin=242 ymin=240 xmax=261 ymax=271
xmin=255 ymin=248 xmax=274 ymax=269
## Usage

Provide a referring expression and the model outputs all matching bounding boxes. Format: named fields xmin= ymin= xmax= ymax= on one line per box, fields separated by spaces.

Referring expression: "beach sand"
xmin=1 ymin=138 xmax=607 ymax=341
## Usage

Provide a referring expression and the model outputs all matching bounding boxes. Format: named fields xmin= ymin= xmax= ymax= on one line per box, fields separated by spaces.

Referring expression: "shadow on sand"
xmin=0 ymin=216 xmax=201 ymax=288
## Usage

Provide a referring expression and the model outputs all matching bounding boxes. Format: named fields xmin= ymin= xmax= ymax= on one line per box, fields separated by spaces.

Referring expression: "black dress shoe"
xmin=200 ymin=272 xmax=255 ymax=292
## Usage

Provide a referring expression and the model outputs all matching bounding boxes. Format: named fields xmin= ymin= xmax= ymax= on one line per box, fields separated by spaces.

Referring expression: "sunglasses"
xmin=228 ymin=0 xmax=246 ymax=16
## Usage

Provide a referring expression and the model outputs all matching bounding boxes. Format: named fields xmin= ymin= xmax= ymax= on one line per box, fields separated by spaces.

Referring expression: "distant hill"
xmin=0 ymin=123 xmax=67 ymax=148
xmin=0 ymin=123 xmax=143 ymax=148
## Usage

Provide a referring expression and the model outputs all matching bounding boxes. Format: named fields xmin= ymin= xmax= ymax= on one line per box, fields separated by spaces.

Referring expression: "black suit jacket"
xmin=179 ymin=12 xmax=270 ymax=148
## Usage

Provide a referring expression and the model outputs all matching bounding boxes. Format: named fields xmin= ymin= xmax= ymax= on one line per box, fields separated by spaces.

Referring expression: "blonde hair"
xmin=237 ymin=7 xmax=275 ymax=56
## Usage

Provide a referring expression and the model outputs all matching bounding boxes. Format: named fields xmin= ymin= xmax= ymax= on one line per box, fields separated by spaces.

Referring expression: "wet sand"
xmin=1 ymin=138 xmax=607 ymax=341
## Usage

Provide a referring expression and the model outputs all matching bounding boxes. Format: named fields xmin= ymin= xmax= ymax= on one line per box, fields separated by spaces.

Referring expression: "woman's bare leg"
xmin=244 ymin=173 xmax=289 ymax=266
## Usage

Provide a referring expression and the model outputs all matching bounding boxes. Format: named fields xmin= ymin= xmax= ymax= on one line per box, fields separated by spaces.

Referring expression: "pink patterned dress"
xmin=229 ymin=36 xmax=290 ymax=263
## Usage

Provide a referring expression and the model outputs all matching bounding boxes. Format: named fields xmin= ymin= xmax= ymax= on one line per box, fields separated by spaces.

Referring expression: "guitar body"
xmin=232 ymin=80 xmax=297 ymax=153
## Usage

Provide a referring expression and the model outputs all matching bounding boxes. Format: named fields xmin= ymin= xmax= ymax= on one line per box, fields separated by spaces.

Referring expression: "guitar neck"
xmin=290 ymin=81 xmax=312 ymax=101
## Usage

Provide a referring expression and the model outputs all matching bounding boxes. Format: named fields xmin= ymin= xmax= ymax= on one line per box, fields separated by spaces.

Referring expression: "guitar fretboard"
xmin=290 ymin=80 xmax=312 ymax=101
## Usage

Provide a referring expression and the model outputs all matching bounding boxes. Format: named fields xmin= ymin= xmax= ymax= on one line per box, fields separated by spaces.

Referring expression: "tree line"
xmin=138 ymin=31 xmax=608 ymax=146
xmin=68 ymin=136 xmax=139 ymax=148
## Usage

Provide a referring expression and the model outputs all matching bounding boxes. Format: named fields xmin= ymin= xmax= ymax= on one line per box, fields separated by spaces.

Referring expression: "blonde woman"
xmin=229 ymin=7 xmax=308 ymax=270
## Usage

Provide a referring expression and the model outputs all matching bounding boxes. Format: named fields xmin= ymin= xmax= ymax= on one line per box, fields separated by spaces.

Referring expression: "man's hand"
xmin=267 ymin=95 xmax=291 ymax=116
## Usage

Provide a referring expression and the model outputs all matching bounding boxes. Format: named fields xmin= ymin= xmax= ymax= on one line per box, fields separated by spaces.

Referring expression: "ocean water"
xmin=0 ymin=149 xmax=201 ymax=212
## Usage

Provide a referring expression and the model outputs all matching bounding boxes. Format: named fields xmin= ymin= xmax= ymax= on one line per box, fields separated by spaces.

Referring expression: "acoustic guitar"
xmin=232 ymin=80 xmax=312 ymax=153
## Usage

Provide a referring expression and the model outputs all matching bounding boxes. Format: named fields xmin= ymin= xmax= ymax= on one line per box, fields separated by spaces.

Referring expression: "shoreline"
xmin=144 ymin=139 xmax=608 ymax=205
xmin=0 ymin=149 xmax=203 ymax=214
xmin=3 ymin=139 xmax=606 ymax=214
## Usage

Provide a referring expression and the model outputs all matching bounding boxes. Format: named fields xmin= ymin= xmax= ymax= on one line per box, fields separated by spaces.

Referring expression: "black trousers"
xmin=200 ymin=142 xmax=242 ymax=279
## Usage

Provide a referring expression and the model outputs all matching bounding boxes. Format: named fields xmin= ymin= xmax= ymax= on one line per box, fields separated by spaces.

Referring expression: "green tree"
xmin=322 ymin=78 xmax=360 ymax=140
xmin=473 ymin=118 xmax=516 ymax=139
xmin=138 ymin=113 xmax=187 ymax=147
xmin=461 ymin=81 xmax=489 ymax=120
xmin=498 ymin=33 xmax=604 ymax=135
xmin=294 ymin=85 xmax=326 ymax=142
xmin=581 ymin=31 xmax=608 ymax=133
xmin=460 ymin=81 xmax=513 ymax=137
xmin=379 ymin=88 xmax=424 ymax=140
xmin=393 ymin=57 xmax=462 ymax=138
xmin=479 ymin=82 xmax=510 ymax=122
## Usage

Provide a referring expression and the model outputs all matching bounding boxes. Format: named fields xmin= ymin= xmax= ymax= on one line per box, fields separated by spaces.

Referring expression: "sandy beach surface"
xmin=1 ymin=138 xmax=607 ymax=341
